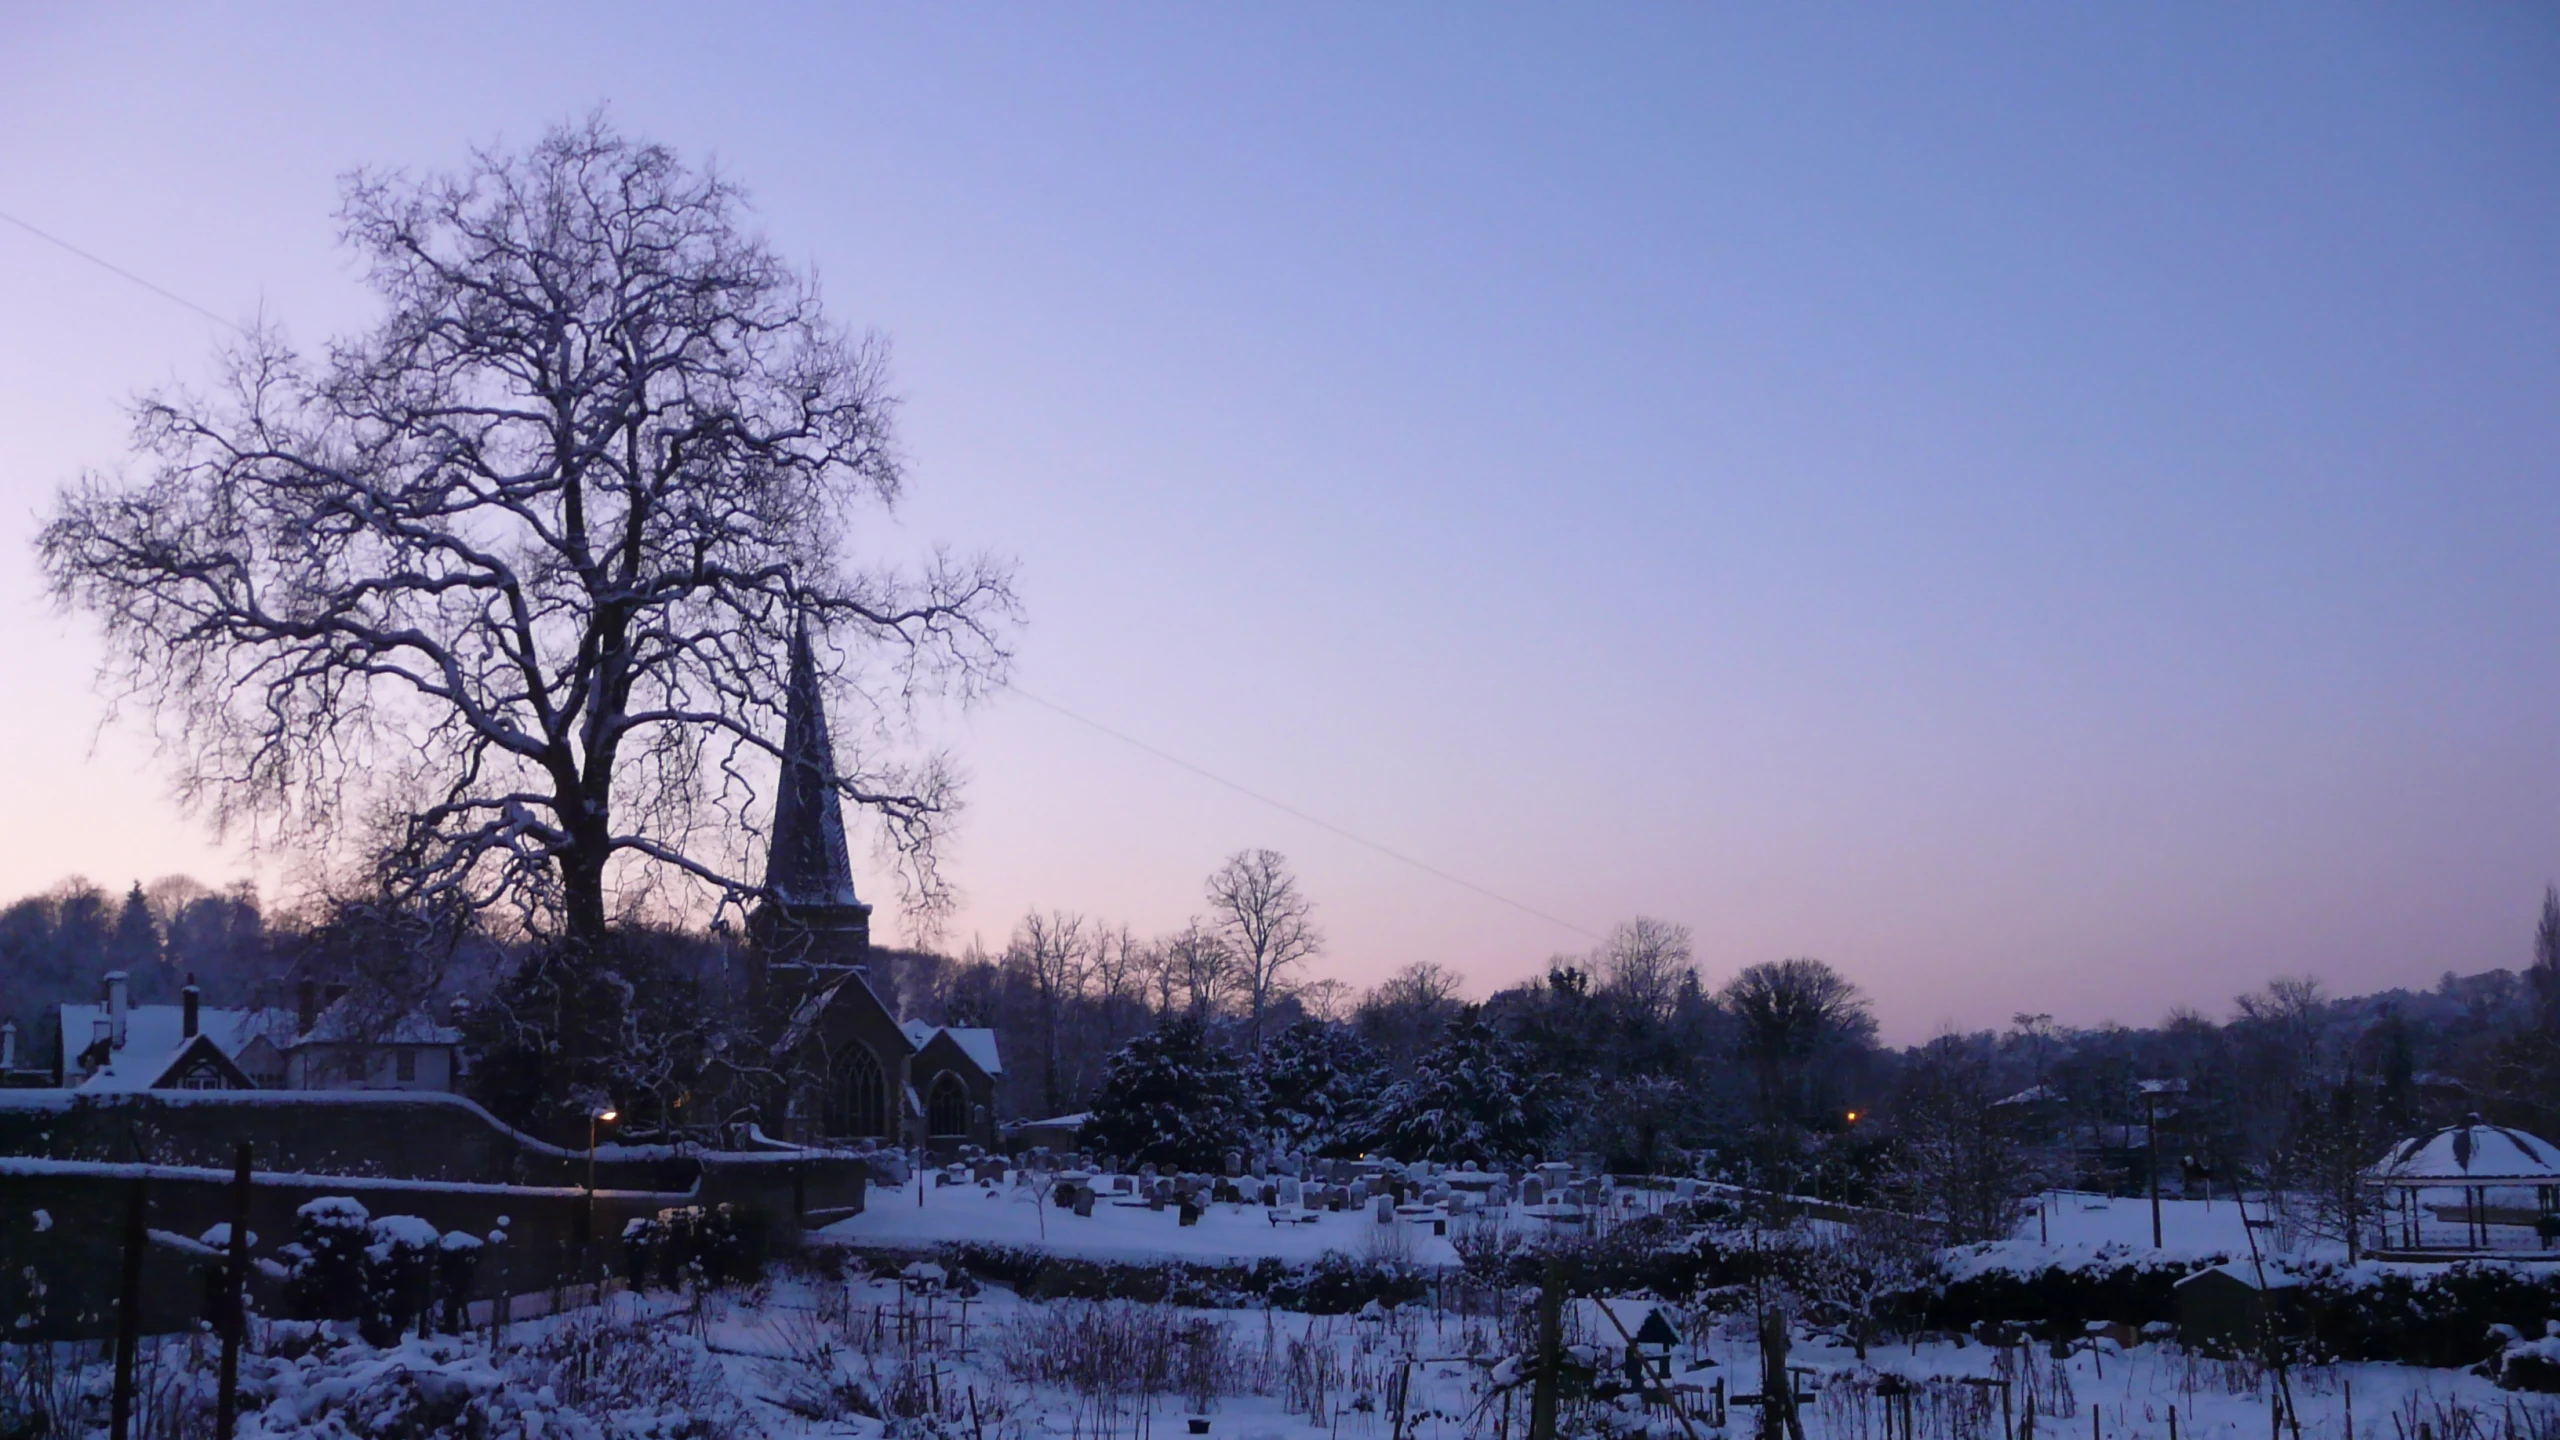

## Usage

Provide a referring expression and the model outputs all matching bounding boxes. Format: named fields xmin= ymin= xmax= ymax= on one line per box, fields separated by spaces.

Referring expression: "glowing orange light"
xmin=1845 ymin=1110 xmax=1860 ymax=1123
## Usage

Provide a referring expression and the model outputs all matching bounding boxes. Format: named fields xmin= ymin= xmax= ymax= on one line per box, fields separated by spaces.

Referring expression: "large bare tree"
xmin=1206 ymin=848 xmax=1321 ymax=1038
xmin=40 ymin=119 xmax=1015 ymax=954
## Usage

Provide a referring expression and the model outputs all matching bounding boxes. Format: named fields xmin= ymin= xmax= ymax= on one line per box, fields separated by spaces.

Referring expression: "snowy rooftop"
xmin=59 ymin=1002 xmax=260 ymax=1092
xmin=2368 ymin=1119 xmax=2560 ymax=1185
xmin=899 ymin=1021 xmax=1004 ymax=1077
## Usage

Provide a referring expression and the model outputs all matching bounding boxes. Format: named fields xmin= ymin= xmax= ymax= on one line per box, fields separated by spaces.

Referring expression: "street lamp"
xmin=2136 ymin=1080 xmax=2185 ymax=1249
xmin=587 ymin=1106 xmax=619 ymax=1257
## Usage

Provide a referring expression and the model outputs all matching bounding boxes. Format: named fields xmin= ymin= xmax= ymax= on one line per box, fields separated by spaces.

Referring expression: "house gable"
xmin=148 ymin=1033 xmax=257 ymax=1091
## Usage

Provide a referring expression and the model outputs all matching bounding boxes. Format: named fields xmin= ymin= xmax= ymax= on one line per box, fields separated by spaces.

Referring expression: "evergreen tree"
xmin=107 ymin=882 xmax=164 ymax=998
xmin=1364 ymin=1015 xmax=1554 ymax=1165
xmin=1255 ymin=1018 xmax=1380 ymax=1156
xmin=1079 ymin=1017 xmax=1257 ymax=1171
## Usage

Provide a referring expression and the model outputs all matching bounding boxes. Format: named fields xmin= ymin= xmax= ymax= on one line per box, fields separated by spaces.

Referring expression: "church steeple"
xmin=764 ymin=618 xmax=863 ymax=908
xmin=749 ymin=616 xmax=872 ymax=1006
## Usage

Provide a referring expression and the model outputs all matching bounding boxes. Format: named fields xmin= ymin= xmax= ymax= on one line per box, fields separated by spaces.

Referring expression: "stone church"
xmin=750 ymin=622 xmax=998 ymax=1155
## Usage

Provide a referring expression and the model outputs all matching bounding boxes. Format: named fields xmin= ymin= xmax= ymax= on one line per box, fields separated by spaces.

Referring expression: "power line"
xmin=999 ymin=680 xmax=1603 ymax=943
xmin=0 ymin=207 xmax=246 ymax=334
xmin=1 ymin=199 xmax=1606 ymax=947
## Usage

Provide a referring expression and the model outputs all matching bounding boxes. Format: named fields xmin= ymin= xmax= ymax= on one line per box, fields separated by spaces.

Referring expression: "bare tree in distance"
xmin=1147 ymin=918 xmax=1234 ymax=1022
xmin=1594 ymin=916 xmax=1695 ymax=1024
xmin=1008 ymin=910 xmax=1091 ymax=1117
xmin=1355 ymin=961 xmax=1468 ymax=1075
xmin=39 ymin=117 xmax=1017 ymax=956
xmin=1723 ymin=957 xmax=1877 ymax=1126
xmin=1206 ymin=848 xmax=1321 ymax=1039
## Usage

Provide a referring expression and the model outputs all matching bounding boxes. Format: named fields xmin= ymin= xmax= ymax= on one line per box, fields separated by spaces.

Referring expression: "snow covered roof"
xmin=60 ymin=1002 xmax=261 ymax=1092
xmin=2367 ymin=1119 xmax=2560 ymax=1185
xmin=900 ymin=1021 xmax=1003 ymax=1077
xmin=294 ymin=998 xmax=460 ymax=1047
xmin=1995 ymin=1084 xmax=2062 ymax=1108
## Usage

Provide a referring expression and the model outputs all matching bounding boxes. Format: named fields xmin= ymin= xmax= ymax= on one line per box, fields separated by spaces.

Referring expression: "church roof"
xmin=763 ymin=618 xmax=864 ymax=909
xmin=901 ymin=1021 xmax=1004 ymax=1077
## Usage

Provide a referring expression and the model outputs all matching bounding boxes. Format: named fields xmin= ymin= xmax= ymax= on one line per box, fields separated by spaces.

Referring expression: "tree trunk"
xmin=560 ymin=851 xmax=610 ymax=954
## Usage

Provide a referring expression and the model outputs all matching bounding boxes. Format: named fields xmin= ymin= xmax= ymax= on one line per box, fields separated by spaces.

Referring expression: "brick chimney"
xmin=182 ymin=974 xmax=201 ymax=1039
xmin=104 ymin=971 xmax=129 ymax=1049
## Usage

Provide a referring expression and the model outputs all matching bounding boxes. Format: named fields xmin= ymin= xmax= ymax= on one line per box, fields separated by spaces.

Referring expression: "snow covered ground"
xmin=821 ymin=1173 xmax=1467 ymax=1267
xmin=15 ymin=1261 xmax=2544 ymax=1440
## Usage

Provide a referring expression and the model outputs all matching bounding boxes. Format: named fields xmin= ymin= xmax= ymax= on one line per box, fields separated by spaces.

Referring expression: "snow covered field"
xmin=820 ymin=1173 xmax=1465 ymax=1267
xmin=13 ymin=1258 xmax=2548 ymax=1440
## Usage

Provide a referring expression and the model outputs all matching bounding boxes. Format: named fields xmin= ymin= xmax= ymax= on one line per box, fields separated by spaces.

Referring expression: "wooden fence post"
xmin=217 ymin=1140 xmax=253 ymax=1440
xmin=110 ymin=1172 xmax=147 ymax=1440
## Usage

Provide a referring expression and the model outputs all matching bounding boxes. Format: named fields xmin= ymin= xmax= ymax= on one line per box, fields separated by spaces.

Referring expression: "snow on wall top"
xmin=2369 ymin=1119 xmax=2560 ymax=1184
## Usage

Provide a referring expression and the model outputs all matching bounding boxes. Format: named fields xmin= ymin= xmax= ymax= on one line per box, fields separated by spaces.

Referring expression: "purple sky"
xmin=2 ymin=7 xmax=2556 ymax=1040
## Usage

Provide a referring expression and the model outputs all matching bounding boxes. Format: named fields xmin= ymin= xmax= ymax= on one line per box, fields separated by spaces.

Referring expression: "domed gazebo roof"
xmin=2367 ymin=1116 xmax=2560 ymax=1187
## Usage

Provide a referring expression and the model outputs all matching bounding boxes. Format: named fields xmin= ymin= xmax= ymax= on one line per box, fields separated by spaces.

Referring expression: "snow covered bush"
xmin=283 ymin=1197 xmax=372 ymax=1322
xmin=361 ymin=1214 xmax=440 ymax=1343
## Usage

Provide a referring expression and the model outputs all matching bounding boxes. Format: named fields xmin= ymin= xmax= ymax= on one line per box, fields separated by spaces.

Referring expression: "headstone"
xmin=1521 ymin=1176 xmax=1545 ymax=1207
xmin=1179 ymin=1202 xmax=1201 ymax=1227
xmin=1260 ymin=1182 xmax=1278 ymax=1206
xmin=1225 ymin=1150 xmax=1243 ymax=1177
xmin=1374 ymin=1194 xmax=1395 ymax=1223
xmin=1074 ymin=1190 xmax=1094 ymax=1218
xmin=1149 ymin=1190 xmax=1165 ymax=1212
xmin=1279 ymin=1177 xmax=1302 ymax=1206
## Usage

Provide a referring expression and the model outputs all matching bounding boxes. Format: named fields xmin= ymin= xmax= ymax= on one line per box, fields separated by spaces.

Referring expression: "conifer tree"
xmin=1364 ymin=1015 xmax=1553 ymax=1165
xmin=1079 ymin=1017 xmax=1256 ymax=1171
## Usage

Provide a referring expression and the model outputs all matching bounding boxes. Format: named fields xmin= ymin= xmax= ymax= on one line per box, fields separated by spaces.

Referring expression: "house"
xmin=260 ymin=983 xmax=461 ymax=1092
xmin=57 ymin=973 xmax=257 ymax=1092
xmin=901 ymin=1020 xmax=1002 ymax=1154
xmin=59 ymin=972 xmax=462 ymax=1094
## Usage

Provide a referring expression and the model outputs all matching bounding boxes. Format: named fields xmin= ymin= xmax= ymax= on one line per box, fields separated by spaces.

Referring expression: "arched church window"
xmin=929 ymin=1072 xmax=970 ymax=1137
xmin=826 ymin=1046 xmax=888 ymax=1139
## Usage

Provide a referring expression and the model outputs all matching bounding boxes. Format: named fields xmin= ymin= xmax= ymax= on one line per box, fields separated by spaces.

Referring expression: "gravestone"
xmin=1279 ymin=1177 xmax=1302 ymax=1206
xmin=1374 ymin=1194 xmax=1396 ymax=1223
xmin=1521 ymin=1176 xmax=1545 ymax=1207
xmin=1074 ymin=1190 xmax=1094 ymax=1218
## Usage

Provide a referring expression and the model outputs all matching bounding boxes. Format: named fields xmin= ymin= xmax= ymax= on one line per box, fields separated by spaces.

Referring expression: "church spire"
xmin=763 ymin=616 xmax=863 ymax=908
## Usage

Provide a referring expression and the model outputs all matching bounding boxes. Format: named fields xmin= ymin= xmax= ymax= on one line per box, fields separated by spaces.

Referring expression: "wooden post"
xmin=2146 ymin=1091 xmax=2163 ymax=1249
xmin=111 ymin=1172 xmax=147 ymax=1440
xmin=1529 ymin=1258 xmax=1563 ymax=1440
xmin=216 ymin=1141 xmax=253 ymax=1440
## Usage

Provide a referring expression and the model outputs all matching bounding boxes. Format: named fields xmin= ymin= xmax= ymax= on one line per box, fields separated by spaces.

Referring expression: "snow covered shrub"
xmin=638 ymin=1206 xmax=764 ymax=1291
xmin=361 ymin=1215 xmax=440 ymax=1343
xmin=432 ymin=1231 xmax=482 ymax=1334
xmin=283 ymin=1196 xmax=371 ymax=1322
